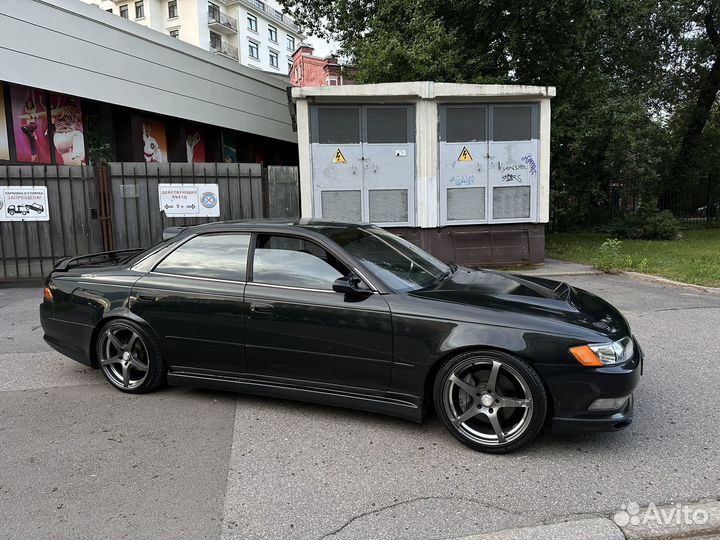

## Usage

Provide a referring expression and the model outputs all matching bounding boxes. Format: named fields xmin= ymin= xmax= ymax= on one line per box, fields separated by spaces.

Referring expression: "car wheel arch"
xmin=421 ymin=345 xmax=555 ymax=421
xmin=88 ymin=313 xmax=159 ymax=369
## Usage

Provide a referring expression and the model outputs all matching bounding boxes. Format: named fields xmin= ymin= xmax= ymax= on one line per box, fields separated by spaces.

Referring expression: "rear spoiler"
xmin=53 ymin=249 xmax=146 ymax=271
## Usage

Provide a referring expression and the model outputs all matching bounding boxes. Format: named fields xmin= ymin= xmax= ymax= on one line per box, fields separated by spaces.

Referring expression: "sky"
xmin=306 ymin=35 xmax=340 ymax=58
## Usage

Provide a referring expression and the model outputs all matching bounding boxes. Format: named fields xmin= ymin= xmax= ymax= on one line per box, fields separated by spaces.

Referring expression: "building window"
xmin=255 ymin=0 xmax=265 ymax=10
xmin=135 ymin=0 xmax=144 ymax=18
xmin=210 ymin=31 xmax=222 ymax=50
xmin=295 ymin=64 xmax=302 ymax=80
xmin=119 ymin=4 xmax=128 ymax=18
xmin=273 ymin=9 xmax=283 ymax=21
xmin=168 ymin=0 xmax=178 ymax=18
xmin=287 ymin=61 xmax=293 ymax=73
xmin=248 ymin=40 xmax=259 ymax=59
xmin=247 ymin=13 xmax=257 ymax=32
xmin=286 ymin=35 xmax=295 ymax=51
xmin=106 ymin=8 xmax=113 ymax=13
xmin=208 ymin=2 xmax=220 ymax=20
xmin=169 ymin=28 xmax=180 ymax=38
xmin=269 ymin=50 xmax=279 ymax=68
xmin=268 ymin=25 xmax=277 ymax=43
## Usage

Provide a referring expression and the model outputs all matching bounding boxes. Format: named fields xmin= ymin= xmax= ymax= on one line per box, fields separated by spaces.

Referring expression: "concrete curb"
xmin=451 ymin=500 xmax=720 ymax=540
xmin=516 ymin=270 xmax=601 ymax=277
xmin=622 ymin=270 xmax=720 ymax=295
xmin=454 ymin=517 xmax=623 ymax=540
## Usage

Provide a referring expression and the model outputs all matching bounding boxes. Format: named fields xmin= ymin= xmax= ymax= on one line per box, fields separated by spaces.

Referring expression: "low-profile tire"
xmin=433 ymin=350 xmax=547 ymax=454
xmin=95 ymin=319 xmax=166 ymax=393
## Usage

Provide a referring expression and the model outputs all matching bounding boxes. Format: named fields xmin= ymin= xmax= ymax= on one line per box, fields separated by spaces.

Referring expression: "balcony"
xmin=208 ymin=10 xmax=238 ymax=34
xmin=237 ymin=0 xmax=302 ymax=35
xmin=211 ymin=41 xmax=239 ymax=61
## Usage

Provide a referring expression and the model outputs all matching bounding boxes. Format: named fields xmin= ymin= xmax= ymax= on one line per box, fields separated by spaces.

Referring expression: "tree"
xmin=666 ymin=2 xmax=720 ymax=187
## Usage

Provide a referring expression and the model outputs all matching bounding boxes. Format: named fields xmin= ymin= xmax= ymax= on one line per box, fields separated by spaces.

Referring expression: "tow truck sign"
xmin=158 ymin=183 xmax=220 ymax=217
xmin=0 ymin=186 xmax=49 ymax=221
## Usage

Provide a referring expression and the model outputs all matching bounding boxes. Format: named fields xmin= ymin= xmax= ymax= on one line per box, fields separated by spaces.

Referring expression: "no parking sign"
xmin=158 ymin=183 xmax=220 ymax=217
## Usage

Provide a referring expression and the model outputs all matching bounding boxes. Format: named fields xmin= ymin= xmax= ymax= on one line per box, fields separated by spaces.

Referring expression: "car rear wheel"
xmin=433 ymin=350 xmax=547 ymax=453
xmin=96 ymin=320 xmax=165 ymax=393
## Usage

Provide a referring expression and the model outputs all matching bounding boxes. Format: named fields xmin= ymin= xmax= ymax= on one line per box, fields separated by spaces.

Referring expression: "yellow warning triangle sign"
xmin=457 ymin=147 xmax=473 ymax=161
xmin=333 ymin=149 xmax=347 ymax=164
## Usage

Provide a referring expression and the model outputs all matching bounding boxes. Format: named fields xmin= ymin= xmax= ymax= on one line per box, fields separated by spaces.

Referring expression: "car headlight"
xmin=570 ymin=336 xmax=634 ymax=366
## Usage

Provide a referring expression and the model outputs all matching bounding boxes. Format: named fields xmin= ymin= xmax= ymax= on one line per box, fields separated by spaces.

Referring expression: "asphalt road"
xmin=1 ymin=273 xmax=719 ymax=540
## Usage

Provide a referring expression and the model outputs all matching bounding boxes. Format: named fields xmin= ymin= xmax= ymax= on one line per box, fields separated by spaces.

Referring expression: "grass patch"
xmin=546 ymin=229 xmax=720 ymax=287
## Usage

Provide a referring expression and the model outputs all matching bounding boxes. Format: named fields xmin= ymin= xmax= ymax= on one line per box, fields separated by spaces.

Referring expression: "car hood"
xmin=409 ymin=267 xmax=629 ymax=339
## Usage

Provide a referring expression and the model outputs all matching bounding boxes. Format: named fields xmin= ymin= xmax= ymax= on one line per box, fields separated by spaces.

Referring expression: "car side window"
xmin=252 ymin=235 xmax=349 ymax=290
xmin=154 ymin=233 xmax=250 ymax=281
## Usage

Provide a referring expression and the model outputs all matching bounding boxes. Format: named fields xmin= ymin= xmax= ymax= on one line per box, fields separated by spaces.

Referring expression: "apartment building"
xmin=83 ymin=0 xmax=305 ymax=74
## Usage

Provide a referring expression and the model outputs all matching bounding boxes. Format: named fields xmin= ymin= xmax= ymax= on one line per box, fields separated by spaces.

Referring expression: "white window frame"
xmin=248 ymin=40 xmax=259 ymax=60
xmin=269 ymin=50 xmax=279 ymax=68
xmin=247 ymin=13 xmax=257 ymax=32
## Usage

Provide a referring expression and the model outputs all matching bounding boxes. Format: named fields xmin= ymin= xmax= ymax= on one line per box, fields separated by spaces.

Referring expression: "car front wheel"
xmin=434 ymin=350 xmax=547 ymax=453
xmin=96 ymin=320 xmax=165 ymax=393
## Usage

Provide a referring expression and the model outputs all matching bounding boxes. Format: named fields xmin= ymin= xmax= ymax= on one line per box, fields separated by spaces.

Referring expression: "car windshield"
xmin=321 ymin=226 xmax=452 ymax=292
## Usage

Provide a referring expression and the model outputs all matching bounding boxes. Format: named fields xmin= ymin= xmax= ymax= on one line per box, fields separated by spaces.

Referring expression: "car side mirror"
xmin=332 ymin=276 xmax=371 ymax=296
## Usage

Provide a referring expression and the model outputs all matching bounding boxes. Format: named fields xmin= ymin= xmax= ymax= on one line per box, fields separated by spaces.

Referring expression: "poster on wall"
xmin=50 ymin=94 xmax=86 ymax=165
xmin=11 ymin=86 xmax=51 ymax=164
xmin=185 ymin=127 xmax=206 ymax=163
xmin=158 ymin=183 xmax=220 ymax=217
xmin=0 ymin=186 xmax=50 ymax=221
xmin=223 ymin=131 xmax=237 ymax=163
xmin=141 ymin=118 xmax=167 ymax=163
xmin=0 ymin=86 xmax=10 ymax=161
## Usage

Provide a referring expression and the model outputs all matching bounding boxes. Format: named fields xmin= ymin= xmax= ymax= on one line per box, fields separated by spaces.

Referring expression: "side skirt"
xmin=167 ymin=371 xmax=423 ymax=422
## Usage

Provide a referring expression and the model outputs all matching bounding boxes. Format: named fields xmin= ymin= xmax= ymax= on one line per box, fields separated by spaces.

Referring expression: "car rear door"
xmin=131 ymin=232 xmax=250 ymax=375
xmin=244 ymin=233 xmax=393 ymax=392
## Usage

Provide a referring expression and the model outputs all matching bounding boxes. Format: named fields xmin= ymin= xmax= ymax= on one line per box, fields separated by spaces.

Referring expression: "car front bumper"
xmin=552 ymin=393 xmax=634 ymax=433
xmin=542 ymin=337 xmax=643 ymax=434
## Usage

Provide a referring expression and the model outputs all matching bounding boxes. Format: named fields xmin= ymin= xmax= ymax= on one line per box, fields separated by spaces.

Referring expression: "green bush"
xmin=592 ymin=238 xmax=624 ymax=272
xmin=592 ymin=238 xmax=651 ymax=273
xmin=610 ymin=210 xmax=681 ymax=240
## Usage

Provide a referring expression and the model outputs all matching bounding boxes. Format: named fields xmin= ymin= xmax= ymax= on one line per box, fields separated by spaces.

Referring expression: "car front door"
xmin=244 ymin=233 xmax=393 ymax=392
xmin=131 ymin=232 xmax=250 ymax=375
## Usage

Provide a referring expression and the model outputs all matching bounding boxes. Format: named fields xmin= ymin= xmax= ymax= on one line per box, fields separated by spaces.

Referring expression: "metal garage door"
xmin=439 ymin=104 xmax=539 ymax=225
xmin=310 ymin=105 xmax=415 ymax=226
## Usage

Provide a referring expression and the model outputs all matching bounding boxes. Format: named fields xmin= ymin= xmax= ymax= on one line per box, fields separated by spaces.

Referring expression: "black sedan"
xmin=40 ymin=221 xmax=642 ymax=453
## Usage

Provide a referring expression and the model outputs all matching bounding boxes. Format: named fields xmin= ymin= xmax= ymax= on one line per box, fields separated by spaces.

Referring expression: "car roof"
xmin=180 ymin=219 xmax=375 ymax=232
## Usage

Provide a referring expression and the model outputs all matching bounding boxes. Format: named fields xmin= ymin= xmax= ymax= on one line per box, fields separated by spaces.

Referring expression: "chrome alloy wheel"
xmin=98 ymin=324 xmax=150 ymax=390
xmin=442 ymin=357 xmax=534 ymax=446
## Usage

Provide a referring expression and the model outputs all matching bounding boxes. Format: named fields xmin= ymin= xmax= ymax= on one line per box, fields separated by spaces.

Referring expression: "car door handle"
xmin=137 ymin=293 xmax=156 ymax=302
xmin=249 ymin=302 xmax=274 ymax=314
